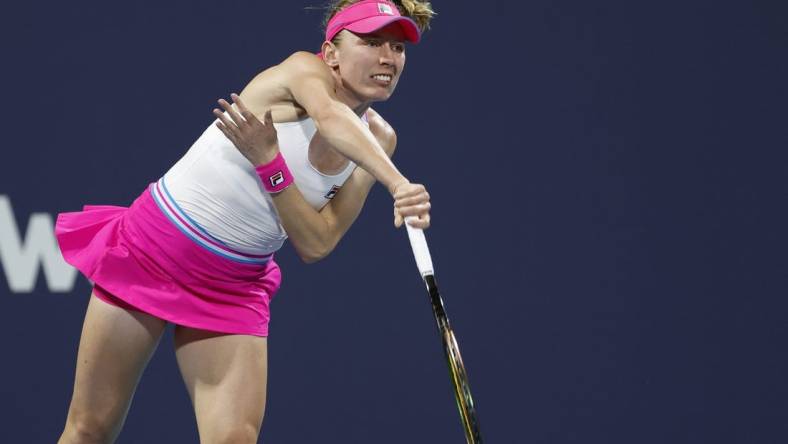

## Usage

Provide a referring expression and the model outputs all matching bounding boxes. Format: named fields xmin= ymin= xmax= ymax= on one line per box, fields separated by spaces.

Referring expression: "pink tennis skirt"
xmin=55 ymin=184 xmax=282 ymax=337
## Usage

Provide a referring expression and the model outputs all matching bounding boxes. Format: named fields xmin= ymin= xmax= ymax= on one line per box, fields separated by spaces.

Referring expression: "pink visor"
xmin=325 ymin=0 xmax=421 ymax=44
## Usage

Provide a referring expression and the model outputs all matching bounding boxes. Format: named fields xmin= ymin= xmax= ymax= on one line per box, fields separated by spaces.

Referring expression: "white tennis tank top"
xmin=160 ymin=115 xmax=361 ymax=256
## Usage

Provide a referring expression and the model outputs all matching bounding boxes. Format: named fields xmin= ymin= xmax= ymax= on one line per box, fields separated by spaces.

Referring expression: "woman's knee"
xmin=202 ymin=421 xmax=261 ymax=444
xmin=59 ymin=409 xmax=121 ymax=444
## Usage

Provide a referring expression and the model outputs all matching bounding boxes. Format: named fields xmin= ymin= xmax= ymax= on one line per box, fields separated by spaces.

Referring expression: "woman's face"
xmin=334 ymin=23 xmax=408 ymax=103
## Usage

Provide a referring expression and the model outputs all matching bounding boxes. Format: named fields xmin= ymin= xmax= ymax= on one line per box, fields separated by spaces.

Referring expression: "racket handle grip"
xmin=404 ymin=216 xmax=434 ymax=277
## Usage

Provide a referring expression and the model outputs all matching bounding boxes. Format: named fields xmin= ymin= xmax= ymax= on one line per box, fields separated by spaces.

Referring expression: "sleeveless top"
xmin=157 ymin=115 xmax=363 ymax=257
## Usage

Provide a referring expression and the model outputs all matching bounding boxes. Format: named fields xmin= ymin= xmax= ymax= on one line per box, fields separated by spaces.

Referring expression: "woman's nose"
xmin=379 ymin=44 xmax=395 ymax=64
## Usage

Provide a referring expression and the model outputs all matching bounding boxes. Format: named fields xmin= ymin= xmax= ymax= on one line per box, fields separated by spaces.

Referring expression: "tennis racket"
xmin=404 ymin=218 xmax=483 ymax=443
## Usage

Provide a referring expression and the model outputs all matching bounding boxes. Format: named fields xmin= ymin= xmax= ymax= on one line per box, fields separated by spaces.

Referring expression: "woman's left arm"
xmin=268 ymin=123 xmax=392 ymax=263
xmin=278 ymin=161 xmax=378 ymax=263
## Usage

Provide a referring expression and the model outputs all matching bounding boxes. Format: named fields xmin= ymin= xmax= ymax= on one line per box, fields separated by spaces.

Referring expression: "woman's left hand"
xmin=213 ymin=93 xmax=279 ymax=166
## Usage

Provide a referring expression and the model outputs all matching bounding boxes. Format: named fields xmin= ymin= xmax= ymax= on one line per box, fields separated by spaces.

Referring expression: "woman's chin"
xmin=366 ymin=88 xmax=395 ymax=102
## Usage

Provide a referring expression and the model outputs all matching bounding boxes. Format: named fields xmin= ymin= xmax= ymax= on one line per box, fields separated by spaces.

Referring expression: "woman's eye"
xmin=392 ymin=44 xmax=405 ymax=53
xmin=367 ymin=40 xmax=382 ymax=46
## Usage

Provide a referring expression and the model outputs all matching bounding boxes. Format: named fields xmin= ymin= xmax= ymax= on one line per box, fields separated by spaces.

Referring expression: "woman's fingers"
xmin=409 ymin=214 xmax=431 ymax=229
xmin=219 ymin=94 xmax=274 ymax=133
xmin=395 ymin=202 xmax=431 ymax=217
xmin=394 ymin=192 xmax=430 ymax=208
xmin=214 ymin=121 xmax=238 ymax=144
xmin=406 ymin=214 xmax=430 ymax=229
xmin=218 ymin=98 xmax=247 ymax=128
xmin=230 ymin=94 xmax=263 ymax=128
xmin=392 ymin=182 xmax=431 ymax=229
xmin=399 ymin=213 xmax=431 ymax=229
xmin=231 ymin=93 xmax=248 ymax=113
xmin=394 ymin=201 xmax=431 ymax=229
xmin=213 ymin=108 xmax=239 ymax=137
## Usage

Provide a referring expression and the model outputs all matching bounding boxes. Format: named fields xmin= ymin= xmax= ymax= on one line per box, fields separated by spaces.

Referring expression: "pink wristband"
xmin=255 ymin=152 xmax=294 ymax=193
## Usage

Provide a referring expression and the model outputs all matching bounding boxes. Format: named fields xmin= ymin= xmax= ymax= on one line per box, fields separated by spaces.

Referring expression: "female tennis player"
xmin=55 ymin=1 xmax=435 ymax=443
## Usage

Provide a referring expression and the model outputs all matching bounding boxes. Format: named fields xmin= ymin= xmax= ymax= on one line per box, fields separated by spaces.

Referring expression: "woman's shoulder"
xmin=280 ymin=51 xmax=332 ymax=73
xmin=366 ymin=108 xmax=394 ymax=133
xmin=366 ymin=108 xmax=397 ymax=154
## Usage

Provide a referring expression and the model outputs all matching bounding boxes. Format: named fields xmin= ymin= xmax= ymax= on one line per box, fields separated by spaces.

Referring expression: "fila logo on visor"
xmin=378 ymin=3 xmax=394 ymax=15
xmin=269 ymin=171 xmax=284 ymax=186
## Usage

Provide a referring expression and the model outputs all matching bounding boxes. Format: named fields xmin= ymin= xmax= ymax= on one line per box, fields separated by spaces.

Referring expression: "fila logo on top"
xmin=325 ymin=185 xmax=341 ymax=200
xmin=378 ymin=3 xmax=394 ymax=15
xmin=269 ymin=171 xmax=284 ymax=187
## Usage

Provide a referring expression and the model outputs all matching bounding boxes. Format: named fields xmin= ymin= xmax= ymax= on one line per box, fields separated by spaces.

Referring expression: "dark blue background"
xmin=1 ymin=1 xmax=787 ymax=442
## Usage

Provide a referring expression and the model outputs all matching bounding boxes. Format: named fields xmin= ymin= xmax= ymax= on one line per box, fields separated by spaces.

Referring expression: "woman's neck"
xmin=332 ymin=74 xmax=371 ymax=117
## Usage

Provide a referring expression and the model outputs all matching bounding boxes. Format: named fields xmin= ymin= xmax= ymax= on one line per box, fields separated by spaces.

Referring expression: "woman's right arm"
xmin=214 ymin=96 xmax=430 ymax=263
xmin=276 ymin=52 xmax=410 ymax=195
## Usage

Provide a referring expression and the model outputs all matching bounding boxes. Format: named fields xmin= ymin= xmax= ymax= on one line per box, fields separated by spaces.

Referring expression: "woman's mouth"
xmin=371 ymin=74 xmax=393 ymax=85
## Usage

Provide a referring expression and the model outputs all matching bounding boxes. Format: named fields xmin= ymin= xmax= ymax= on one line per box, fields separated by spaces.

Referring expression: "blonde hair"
xmin=323 ymin=0 xmax=436 ymax=41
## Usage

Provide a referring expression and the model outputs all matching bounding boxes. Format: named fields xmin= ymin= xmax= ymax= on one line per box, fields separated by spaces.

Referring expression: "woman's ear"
xmin=321 ymin=40 xmax=340 ymax=68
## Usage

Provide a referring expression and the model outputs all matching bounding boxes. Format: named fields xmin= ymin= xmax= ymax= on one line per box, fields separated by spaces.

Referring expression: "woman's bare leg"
xmin=58 ymin=293 xmax=167 ymax=444
xmin=174 ymin=326 xmax=268 ymax=444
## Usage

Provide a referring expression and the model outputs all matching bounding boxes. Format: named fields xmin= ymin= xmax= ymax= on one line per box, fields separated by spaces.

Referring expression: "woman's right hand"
xmin=392 ymin=182 xmax=431 ymax=229
xmin=213 ymin=93 xmax=279 ymax=166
